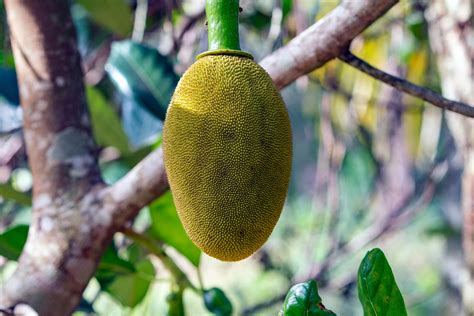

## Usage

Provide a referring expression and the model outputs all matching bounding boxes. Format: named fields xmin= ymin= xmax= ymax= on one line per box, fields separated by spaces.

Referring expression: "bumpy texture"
xmin=163 ymin=53 xmax=292 ymax=261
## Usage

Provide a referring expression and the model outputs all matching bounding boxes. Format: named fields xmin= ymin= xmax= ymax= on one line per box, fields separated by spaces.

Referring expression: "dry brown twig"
xmin=338 ymin=50 xmax=474 ymax=118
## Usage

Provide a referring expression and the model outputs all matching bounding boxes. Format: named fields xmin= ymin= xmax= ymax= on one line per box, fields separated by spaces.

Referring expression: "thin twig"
xmin=260 ymin=0 xmax=399 ymax=89
xmin=244 ymin=160 xmax=442 ymax=315
xmin=338 ymin=50 xmax=474 ymax=118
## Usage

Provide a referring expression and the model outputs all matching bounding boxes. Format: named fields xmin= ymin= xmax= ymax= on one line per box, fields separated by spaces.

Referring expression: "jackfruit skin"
xmin=163 ymin=53 xmax=292 ymax=261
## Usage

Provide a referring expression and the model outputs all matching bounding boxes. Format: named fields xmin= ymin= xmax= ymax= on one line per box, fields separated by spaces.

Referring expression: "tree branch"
xmin=103 ymin=147 xmax=168 ymax=225
xmin=259 ymin=0 xmax=399 ymax=89
xmin=338 ymin=50 xmax=474 ymax=118
xmin=243 ymin=162 xmax=440 ymax=315
xmin=107 ymin=0 xmax=401 ymax=216
xmin=0 ymin=0 xmax=410 ymax=314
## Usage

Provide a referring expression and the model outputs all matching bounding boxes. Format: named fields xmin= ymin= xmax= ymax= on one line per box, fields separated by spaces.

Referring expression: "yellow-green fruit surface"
xmin=163 ymin=53 xmax=292 ymax=261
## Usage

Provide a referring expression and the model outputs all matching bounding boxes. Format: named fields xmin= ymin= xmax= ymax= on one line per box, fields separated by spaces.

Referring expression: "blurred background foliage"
xmin=0 ymin=0 xmax=465 ymax=315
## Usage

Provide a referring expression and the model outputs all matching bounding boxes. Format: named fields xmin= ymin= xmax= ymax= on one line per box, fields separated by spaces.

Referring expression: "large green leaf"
xmin=122 ymin=96 xmax=163 ymax=149
xmin=149 ymin=191 xmax=201 ymax=266
xmin=86 ymin=87 xmax=130 ymax=154
xmin=76 ymin=0 xmax=133 ymax=36
xmin=0 ymin=225 xmax=29 ymax=260
xmin=105 ymin=40 xmax=179 ymax=121
xmin=279 ymin=280 xmax=336 ymax=316
xmin=358 ymin=248 xmax=407 ymax=316
xmin=72 ymin=4 xmax=110 ymax=57
xmin=203 ymin=288 xmax=233 ymax=316
xmin=106 ymin=259 xmax=155 ymax=308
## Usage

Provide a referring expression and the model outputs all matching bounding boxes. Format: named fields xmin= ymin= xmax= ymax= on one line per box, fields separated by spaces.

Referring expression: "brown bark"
xmin=109 ymin=0 xmax=402 ymax=214
xmin=338 ymin=51 xmax=474 ymax=117
xmin=425 ymin=0 xmax=474 ymax=314
xmin=4 ymin=0 xmax=459 ymax=314
xmin=1 ymin=1 xmax=107 ymax=315
xmin=259 ymin=0 xmax=399 ymax=89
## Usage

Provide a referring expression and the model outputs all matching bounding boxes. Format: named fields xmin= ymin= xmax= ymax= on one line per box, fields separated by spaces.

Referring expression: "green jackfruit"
xmin=163 ymin=50 xmax=292 ymax=261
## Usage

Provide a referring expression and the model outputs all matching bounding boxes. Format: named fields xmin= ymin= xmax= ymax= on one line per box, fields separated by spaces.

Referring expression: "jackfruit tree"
xmin=0 ymin=0 xmax=473 ymax=315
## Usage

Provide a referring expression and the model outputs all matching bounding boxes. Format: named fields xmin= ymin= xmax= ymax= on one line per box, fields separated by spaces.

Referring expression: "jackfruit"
xmin=163 ymin=50 xmax=292 ymax=261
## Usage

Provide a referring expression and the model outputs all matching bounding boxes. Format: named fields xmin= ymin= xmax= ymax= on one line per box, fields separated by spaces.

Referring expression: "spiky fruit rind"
xmin=163 ymin=54 xmax=292 ymax=261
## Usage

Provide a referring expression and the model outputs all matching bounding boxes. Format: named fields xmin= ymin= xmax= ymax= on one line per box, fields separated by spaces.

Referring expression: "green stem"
xmin=206 ymin=0 xmax=240 ymax=51
xmin=123 ymin=227 xmax=200 ymax=293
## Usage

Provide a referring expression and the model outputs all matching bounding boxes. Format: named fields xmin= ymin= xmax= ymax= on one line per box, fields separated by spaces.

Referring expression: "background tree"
xmin=0 ymin=0 xmax=472 ymax=315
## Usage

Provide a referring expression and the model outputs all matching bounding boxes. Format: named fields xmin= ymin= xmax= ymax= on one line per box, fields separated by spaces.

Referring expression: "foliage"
xmin=358 ymin=249 xmax=407 ymax=316
xmin=203 ymin=288 xmax=233 ymax=316
xmin=279 ymin=280 xmax=335 ymax=316
xmin=279 ymin=249 xmax=407 ymax=316
xmin=0 ymin=0 xmax=462 ymax=315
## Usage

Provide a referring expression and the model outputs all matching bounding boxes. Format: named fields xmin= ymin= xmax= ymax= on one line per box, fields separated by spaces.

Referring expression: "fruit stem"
xmin=206 ymin=0 xmax=241 ymax=51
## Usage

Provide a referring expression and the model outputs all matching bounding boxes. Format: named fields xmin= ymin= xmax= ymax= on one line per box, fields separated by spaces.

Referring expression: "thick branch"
xmin=339 ymin=51 xmax=474 ymax=118
xmin=0 ymin=0 xmax=406 ymax=314
xmin=103 ymin=147 xmax=168 ymax=224
xmin=108 ymin=0 xmax=401 ymax=215
xmin=259 ymin=0 xmax=399 ymax=89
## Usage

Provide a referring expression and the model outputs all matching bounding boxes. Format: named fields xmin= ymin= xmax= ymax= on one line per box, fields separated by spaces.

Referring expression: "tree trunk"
xmin=1 ymin=1 xmax=110 ymax=315
xmin=0 ymin=0 xmax=400 ymax=314
xmin=426 ymin=0 xmax=474 ymax=314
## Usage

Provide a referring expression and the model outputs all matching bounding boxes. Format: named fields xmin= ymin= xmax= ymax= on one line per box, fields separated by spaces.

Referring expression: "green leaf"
xmin=340 ymin=145 xmax=376 ymax=212
xmin=279 ymin=280 xmax=336 ymax=316
xmin=105 ymin=40 xmax=179 ymax=121
xmin=0 ymin=225 xmax=29 ymax=260
xmin=282 ymin=0 xmax=293 ymax=18
xmin=98 ymin=245 xmax=136 ymax=274
xmin=72 ymin=4 xmax=110 ymax=57
xmin=106 ymin=259 xmax=155 ymax=308
xmin=203 ymin=288 xmax=233 ymax=316
xmin=357 ymin=248 xmax=407 ymax=316
xmin=96 ymin=243 xmax=136 ymax=288
xmin=86 ymin=87 xmax=130 ymax=154
xmin=0 ymin=68 xmax=19 ymax=104
xmin=101 ymin=160 xmax=131 ymax=185
xmin=76 ymin=0 xmax=133 ymax=36
xmin=0 ymin=183 xmax=32 ymax=206
xmin=122 ymin=96 xmax=163 ymax=149
xmin=149 ymin=191 xmax=201 ymax=267
xmin=406 ymin=12 xmax=427 ymax=42
xmin=166 ymin=287 xmax=185 ymax=316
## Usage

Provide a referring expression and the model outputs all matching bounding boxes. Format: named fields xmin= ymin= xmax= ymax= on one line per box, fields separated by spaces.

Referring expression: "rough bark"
xmin=259 ymin=0 xmax=399 ymax=89
xmin=338 ymin=51 xmax=474 ymax=117
xmin=425 ymin=0 xmax=474 ymax=314
xmin=109 ymin=0 xmax=402 ymax=212
xmin=0 ymin=0 xmax=410 ymax=314
xmin=1 ymin=1 xmax=107 ymax=315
